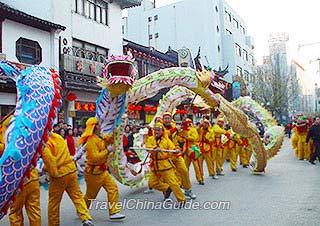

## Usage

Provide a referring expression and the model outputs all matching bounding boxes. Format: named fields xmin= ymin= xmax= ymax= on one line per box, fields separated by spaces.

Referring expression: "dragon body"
xmin=0 ymin=62 xmax=61 ymax=219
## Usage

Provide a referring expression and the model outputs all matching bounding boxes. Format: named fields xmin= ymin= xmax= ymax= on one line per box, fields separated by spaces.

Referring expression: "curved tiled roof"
xmin=0 ymin=2 xmax=66 ymax=32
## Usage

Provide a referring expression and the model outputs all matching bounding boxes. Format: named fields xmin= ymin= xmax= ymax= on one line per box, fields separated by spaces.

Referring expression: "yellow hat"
xmin=162 ymin=112 xmax=172 ymax=118
xmin=217 ymin=118 xmax=224 ymax=123
xmin=78 ymin=117 xmax=98 ymax=145
xmin=203 ymin=119 xmax=211 ymax=126
xmin=154 ymin=122 xmax=164 ymax=130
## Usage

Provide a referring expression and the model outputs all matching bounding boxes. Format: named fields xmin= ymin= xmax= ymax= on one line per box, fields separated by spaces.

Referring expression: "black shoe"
xmin=198 ymin=181 xmax=205 ymax=185
xmin=164 ymin=187 xmax=172 ymax=200
xmin=243 ymin=165 xmax=248 ymax=168
xmin=232 ymin=169 xmax=237 ymax=172
xmin=309 ymin=160 xmax=315 ymax=165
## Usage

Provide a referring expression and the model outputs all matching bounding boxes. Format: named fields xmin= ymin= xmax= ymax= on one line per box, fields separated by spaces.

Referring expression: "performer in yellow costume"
xmin=212 ymin=119 xmax=230 ymax=175
xmin=291 ymin=115 xmax=312 ymax=160
xmin=180 ymin=118 xmax=203 ymax=185
xmin=198 ymin=119 xmax=217 ymax=179
xmin=42 ymin=131 xmax=94 ymax=226
xmin=162 ymin=112 xmax=196 ymax=199
xmin=223 ymin=130 xmax=242 ymax=171
xmin=0 ymin=115 xmax=13 ymax=156
xmin=78 ymin=117 xmax=125 ymax=220
xmin=239 ymin=136 xmax=251 ymax=168
xmin=2 ymin=114 xmax=40 ymax=226
xmin=146 ymin=122 xmax=186 ymax=204
xmin=9 ymin=168 xmax=41 ymax=226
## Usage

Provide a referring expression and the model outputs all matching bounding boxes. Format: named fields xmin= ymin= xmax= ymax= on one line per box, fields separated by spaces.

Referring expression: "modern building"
xmin=0 ymin=1 xmax=65 ymax=119
xmin=123 ymin=0 xmax=255 ymax=85
xmin=0 ymin=0 xmax=142 ymax=125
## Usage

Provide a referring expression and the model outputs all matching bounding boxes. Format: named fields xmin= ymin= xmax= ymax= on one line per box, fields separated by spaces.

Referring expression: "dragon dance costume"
xmin=42 ymin=132 xmax=92 ymax=226
xmin=198 ymin=120 xmax=215 ymax=177
xmin=146 ymin=123 xmax=186 ymax=203
xmin=78 ymin=117 xmax=124 ymax=218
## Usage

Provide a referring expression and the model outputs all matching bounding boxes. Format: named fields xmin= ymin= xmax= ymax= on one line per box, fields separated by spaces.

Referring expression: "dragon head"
xmin=98 ymin=55 xmax=137 ymax=98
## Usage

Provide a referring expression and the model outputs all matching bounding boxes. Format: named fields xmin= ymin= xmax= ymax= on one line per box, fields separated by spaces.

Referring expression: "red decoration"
xmin=89 ymin=104 xmax=96 ymax=111
xmin=75 ymin=102 xmax=81 ymax=111
xmin=89 ymin=63 xmax=96 ymax=74
xmin=66 ymin=93 xmax=77 ymax=101
xmin=76 ymin=60 xmax=83 ymax=72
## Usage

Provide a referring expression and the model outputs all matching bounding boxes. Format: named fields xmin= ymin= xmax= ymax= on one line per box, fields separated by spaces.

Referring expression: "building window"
xmin=215 ymin=6 xmax=218 ymax=12
xmin=233 ymin=18 xmax=239 ymax=28
xmin=72 ymin=38 xmax=108 ymax=62
xmin=155 ymin=33 xmax=159 ymax=38
xmin=217 ymin=45 xmax=220 ymax=52
xmin=154 ymin=15 xmax=158 ymax=20
xmin=75 ymin=0 xmax=108 ymax=25
xmin=216 ymin=25 xmax=219 ymax=33
xmin=249 ymin=54 xmax=254 ymax=65
xmin=148 ymin=16 xmax=152 ymax=22
xmin=244 ymin=70 xmax=249 ymax=82
xmin=243 ymin=49 xmax=248 ymax=61
xmin=235 ymin=43 xmax=241 ymax=57
xmin=225 ymin=10 xmax=231 ymax=22
xmin=236 ymin=66 xmax=242 ymax=77
xmin=149 ymin=34 xmax=153 ymax=39
xmin=226 ymin=29 xmax=232 ymax=35
xmin=16 ymin=38 xmax=42 ymax=65
xmin=240 ymin=25 xmax=245 ymax=34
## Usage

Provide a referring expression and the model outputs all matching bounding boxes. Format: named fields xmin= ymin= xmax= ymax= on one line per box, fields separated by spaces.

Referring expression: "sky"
xmin=155 ymin=0 xmax=320 ymax=90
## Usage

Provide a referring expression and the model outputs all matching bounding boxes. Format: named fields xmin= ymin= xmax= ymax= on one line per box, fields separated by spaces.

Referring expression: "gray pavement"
xmin=1 ymin=137 xmax=320 ymax=226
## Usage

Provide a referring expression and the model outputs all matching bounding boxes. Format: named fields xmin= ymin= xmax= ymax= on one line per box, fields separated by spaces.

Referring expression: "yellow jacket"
xmin=181 ymin=127 xmax=199 ymax=157
xmin=42 ymin=132 xmax=76 ymax=178
xmin=224 ymin=130 xmax=242 ymax=150
xmin=85 ymin=133 xmax=114 ymax=174
xmin=25 ymin=168 xmax=39 ymax=185
xmin=198 ymin=127 xmax=214 ymax=153
xmin=212 ymin=124 xmax=228 ymax=147
xmin=0 ymin=115 xmax=13 ymax=156
xmin=146 ymin=135 xmax=175 ymax=171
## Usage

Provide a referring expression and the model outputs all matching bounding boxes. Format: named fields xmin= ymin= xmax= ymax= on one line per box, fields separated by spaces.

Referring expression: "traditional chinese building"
xmin=123 ymin=39 xmax=178 ymax=123
xmin=0 ymin=2 xmax=65 ymax=119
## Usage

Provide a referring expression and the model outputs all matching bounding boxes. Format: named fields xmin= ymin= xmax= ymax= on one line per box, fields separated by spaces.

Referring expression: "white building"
xmin=0 ymin=0 xmax=141 ymax=125
xmin=123 ymin=0 xmax=254 ymax=83
xmin=0 ymin=1 xmax=65 ymax=118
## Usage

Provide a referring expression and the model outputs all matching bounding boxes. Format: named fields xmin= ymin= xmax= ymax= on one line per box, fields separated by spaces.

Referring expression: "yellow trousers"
xmin=297 ymin=135 xmax=310 ymax=160
xmin=229 ymin=146 xmax=240 ymax=170
xmin=291 ymin=133 xmax=299 ymax=157
xmin=184 ymin=155 xmax=203 ymax=182
xmin=48 ymin=172 xmax=91 ymax=226
xmin=200 ymin=151 xmax=215 ymax=176
xmin=9 ymin=180 xmax=41 ymax=226
xmin=239 ymin=147 xmax=251 ymax=166
xmin=84 ymin=171 xmax=120 ymax=215
xmin=215 ymin=147 xmax=227 ymax=173
xmin=148 ymin=169 xmax=186 ymax=202
xmin=172 ymin=155 xmax=192 ymax=190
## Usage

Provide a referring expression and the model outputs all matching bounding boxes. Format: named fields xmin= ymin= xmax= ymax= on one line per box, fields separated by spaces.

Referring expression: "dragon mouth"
xmin=106 ymin=62 xmax=136 ymax=86
xmin=108 ymin=76 xmax=134 ymax=85
xmin=209 ymin=82 xmax=225 ymax=94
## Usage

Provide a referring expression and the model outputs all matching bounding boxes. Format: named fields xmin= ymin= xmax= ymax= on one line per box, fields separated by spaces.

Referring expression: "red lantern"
xmin=135 ymin=106 xmax=142 ymax=111
xmin=66 ymin=93 xmax=77 ymax=101
xmin=75 ymin=102 xmax=81 ymax=111
xmin=89 ymin=103 xmax=96 ymax=111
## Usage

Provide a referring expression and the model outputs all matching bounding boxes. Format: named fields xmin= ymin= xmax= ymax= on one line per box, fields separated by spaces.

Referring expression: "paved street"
xmin=2 ymin=137 xmax=320 ymax=226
